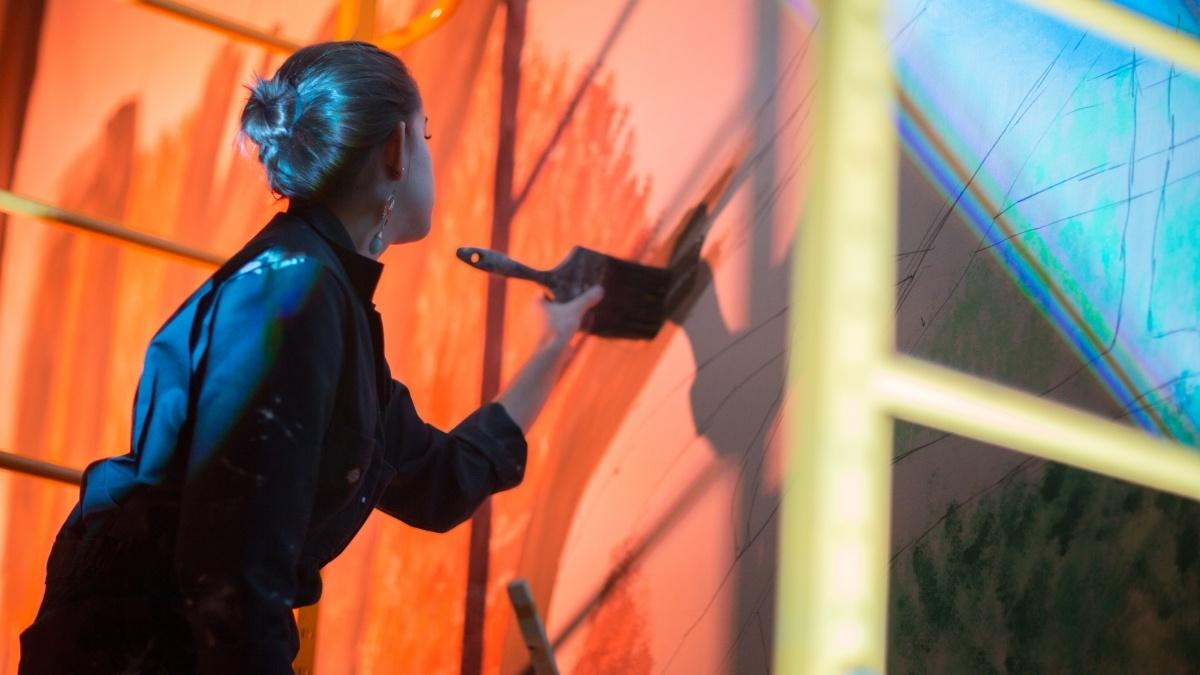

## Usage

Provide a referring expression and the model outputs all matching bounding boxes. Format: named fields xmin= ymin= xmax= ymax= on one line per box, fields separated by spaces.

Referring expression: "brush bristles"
xmin=554 ymin=247 xmax=672 ymax=339
xmin=588 ymin=267 xmax=669 ymax=338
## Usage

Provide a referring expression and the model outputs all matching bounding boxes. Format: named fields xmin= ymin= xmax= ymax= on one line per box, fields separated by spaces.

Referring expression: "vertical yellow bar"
xmin=336 ymin=0 xmax=376 ymax=40
xmin=293 ymin=604 xmax=320 ymax=675
xmin=775 ymin=0 xmax=898 ymax=672
xmin=358 ymin=0 xmax=377 ymax=40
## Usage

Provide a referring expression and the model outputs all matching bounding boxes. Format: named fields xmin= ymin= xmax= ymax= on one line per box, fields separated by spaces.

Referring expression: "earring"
xmin=370 ymin=192 xmax=395 ymax=256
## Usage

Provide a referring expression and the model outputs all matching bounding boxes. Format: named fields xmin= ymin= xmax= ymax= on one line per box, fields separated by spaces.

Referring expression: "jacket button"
xmin=345 ymin=468 xmax=362 ymax=483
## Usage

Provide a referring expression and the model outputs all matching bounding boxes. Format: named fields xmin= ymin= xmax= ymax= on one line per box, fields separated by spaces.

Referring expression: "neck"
xmin=324 ymin=197 xmax=383 ymax=260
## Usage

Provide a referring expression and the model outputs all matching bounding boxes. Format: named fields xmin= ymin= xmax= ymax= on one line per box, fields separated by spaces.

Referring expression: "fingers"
xmin=541 ymin=285 xmax=603 ymax=307
xmin=572 ymin=284 xmax=605 ymax=309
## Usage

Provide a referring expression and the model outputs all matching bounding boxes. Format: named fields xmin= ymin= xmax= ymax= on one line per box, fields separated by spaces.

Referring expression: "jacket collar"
xmin=286 ymin=199 xmax=384 ymax=304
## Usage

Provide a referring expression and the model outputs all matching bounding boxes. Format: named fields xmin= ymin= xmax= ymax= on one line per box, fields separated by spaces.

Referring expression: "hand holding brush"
xmin=456 ymin=245 xmax=671 ymax=339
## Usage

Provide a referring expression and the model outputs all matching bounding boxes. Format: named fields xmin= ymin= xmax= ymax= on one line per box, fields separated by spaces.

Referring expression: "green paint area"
xmin=917 ymin=238 xmax=1080 ymax=396
xmin=889 ymin=463 xmax=1200 ymax=674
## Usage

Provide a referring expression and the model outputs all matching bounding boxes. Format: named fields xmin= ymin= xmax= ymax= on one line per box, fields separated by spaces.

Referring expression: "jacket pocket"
xmin=313 ymin=421 xmax=377 ymax=516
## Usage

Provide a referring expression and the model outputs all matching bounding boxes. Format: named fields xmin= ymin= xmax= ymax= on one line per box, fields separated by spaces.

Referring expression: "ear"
xmin=384 ymin=119 xmax=407 ymax=180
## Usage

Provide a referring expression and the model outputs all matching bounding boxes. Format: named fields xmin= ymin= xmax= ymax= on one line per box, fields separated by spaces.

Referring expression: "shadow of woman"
xmin=661 ymin=203 xmax=794 ymax=673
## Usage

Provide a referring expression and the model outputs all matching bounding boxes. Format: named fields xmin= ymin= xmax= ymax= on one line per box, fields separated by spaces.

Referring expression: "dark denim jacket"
xmin=20 ymin=200 xmax=526 ymax=674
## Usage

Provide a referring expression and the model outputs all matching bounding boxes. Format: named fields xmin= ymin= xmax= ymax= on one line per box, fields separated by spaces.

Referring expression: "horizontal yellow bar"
xmin=132 ymin=0 xmax=301 ymax=54
xmin=877 ymin=354 xmax=1200 ymax=502
xmin=0 ymin=450 xmax=81 ymax=486
xmin=0 ymin=189 xmax=223 ymax=269
xmin=1018 ymin=0 xmax=1200 ymax=75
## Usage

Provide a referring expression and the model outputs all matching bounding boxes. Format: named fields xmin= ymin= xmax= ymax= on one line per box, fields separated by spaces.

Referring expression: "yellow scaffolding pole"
xmin=0 ymin=189 xmax=224 ymax=268
xmin=1020 ymin=0 xmax=1200 ymax=75
xmin=0 ymin=450 xmax=81 ymax=486
xmin=128 ymin=0 xmax=463 ymax=54
xmin=877 ymin=356 xmax=1200 ymax=503
xmin=776 ymin=0 xmax=897 ymax=671
xmin=336 ymin=0 xmax=376 ymax=40
xmin=132 ymin=0 xmax=302 ymax=53
xmin=776 ymin=1 xmax=1200 ymax=673
xmin=374 ymin=0 xmax=463 ymax=52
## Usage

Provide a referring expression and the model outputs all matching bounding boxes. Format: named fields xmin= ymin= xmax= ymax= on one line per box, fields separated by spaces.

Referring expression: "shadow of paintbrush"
xmin=663 ymin=162 xmax=737 ymax=322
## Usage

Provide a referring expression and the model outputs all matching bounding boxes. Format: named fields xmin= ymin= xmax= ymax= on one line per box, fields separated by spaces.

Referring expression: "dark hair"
xmin=239 ymin=41 xmax=422 ymax=200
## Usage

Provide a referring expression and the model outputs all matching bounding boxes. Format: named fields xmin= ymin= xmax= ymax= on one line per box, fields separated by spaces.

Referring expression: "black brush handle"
xmin=456 ymin=247 xmax=555 ymax=288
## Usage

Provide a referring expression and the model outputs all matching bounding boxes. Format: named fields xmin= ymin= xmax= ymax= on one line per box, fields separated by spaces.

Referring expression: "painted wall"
xmin=0 ymin=1 xmax=1196 ymax=673
xmin=886 ymin=2 xmax=1200 ymax=672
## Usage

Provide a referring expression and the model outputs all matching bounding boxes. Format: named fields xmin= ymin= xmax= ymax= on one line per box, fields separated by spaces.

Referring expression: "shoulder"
xmin=215 ymin=248 xmax=348 ymax=325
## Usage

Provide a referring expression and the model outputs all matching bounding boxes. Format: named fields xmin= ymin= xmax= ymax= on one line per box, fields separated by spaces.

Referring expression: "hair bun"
xmin=238 ymin=42 xmax=422 ymax=201
xmin=242 ymin=77 xmax=297 ymax=148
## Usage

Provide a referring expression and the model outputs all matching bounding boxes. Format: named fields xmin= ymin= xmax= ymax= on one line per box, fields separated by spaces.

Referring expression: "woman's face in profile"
xmin=391 ymin=109 xmax=435 ymax=244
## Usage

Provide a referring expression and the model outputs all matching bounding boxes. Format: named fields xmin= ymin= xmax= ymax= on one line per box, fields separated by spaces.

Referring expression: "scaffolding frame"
xmin=776 ymin=1 xmax=1200 ymax=673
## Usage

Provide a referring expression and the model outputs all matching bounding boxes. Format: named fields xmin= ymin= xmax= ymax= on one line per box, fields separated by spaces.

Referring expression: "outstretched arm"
xmin=375 ymin=380 xmax=526 ymax=532
xmin=496 ymin=285 xmax=604 ymax=433
xmin=376 ymin=285 xmax=603 ymax=532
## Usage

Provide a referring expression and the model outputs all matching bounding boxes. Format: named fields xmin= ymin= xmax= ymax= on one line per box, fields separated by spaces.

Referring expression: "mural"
xmin=885 ymin=2 xmax=1200 ymax=672
xmin=0 ymin=0 xmax=1196 ymax=674
xmin=890 ymin=463 xmax=1200 ymax=674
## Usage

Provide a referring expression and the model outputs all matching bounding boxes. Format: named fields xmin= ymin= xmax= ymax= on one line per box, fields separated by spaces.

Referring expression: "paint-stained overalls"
xmin=18 ymin=200 xmax=527 ymax=674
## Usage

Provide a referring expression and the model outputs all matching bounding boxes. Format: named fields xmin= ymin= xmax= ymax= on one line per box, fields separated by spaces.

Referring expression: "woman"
xmin=19 ymin=41 xmax=602 ymax=674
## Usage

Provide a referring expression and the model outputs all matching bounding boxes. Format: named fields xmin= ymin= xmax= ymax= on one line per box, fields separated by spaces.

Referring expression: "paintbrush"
xmin=456 ymin=245 xmax=670 ymax=339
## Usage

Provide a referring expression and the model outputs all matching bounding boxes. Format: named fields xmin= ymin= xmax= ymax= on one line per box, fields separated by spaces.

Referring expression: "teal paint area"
xmin=885 ymin=2 xmax=1200 ymax=670
xmin=889 ymin=0 xmax=1200 ymax=441
xmin=889 ymin=463 xmax=1200 ymax=673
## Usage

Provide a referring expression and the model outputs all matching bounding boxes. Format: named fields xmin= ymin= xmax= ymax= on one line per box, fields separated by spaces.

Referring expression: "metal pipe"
xmin=0 ymin=450 xmax=81 ymax=486
xmin=336 ymin=0 xmax=375 ymax=40
xmin=1018 ymin=0 xmax=1200 ymax=75
xmin=131 ymin=0 xmax=467 ymax=59
xmin=373 ymin=0 xmax=462 ymax=52
xmin=131 ymin=0 xmax=301 ymax=54
xmin=775 ymin=0 xmax=897 ymax=671
xmin=877 ymin=355 xmax=1200 ymax=502
xmin=507 ymin=579 xmax=560 ymax=675
xmin=0 ymin=189 xmax=223 ymax=268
